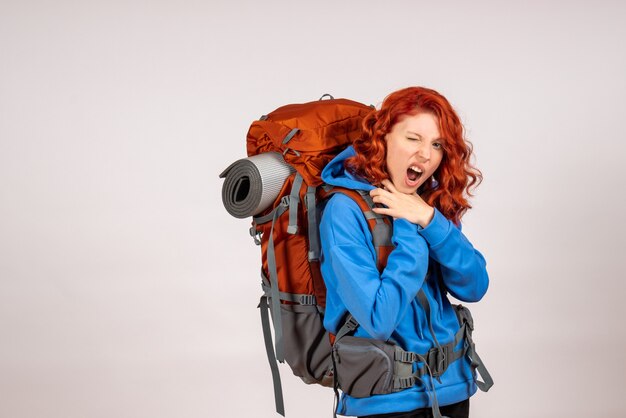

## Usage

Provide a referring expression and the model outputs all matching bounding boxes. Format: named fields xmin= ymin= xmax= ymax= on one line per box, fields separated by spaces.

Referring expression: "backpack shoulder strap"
xmin=326 ymin=186 xmax=394 ymax=272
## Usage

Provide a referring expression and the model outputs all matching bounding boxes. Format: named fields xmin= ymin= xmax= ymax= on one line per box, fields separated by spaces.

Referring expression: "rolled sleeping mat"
xmin=220 ymin=152 xmax=295 ymax=219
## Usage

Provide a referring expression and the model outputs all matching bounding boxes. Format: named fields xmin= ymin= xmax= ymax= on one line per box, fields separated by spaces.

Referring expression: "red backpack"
xmin=222 ymin=95 xmax=394 ymax=415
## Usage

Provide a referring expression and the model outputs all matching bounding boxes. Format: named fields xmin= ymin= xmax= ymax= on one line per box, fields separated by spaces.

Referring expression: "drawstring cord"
xmin=416 ymin=354 xmax=450 ymax=418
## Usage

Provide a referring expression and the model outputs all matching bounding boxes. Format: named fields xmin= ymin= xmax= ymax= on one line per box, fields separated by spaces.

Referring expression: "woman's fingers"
xmin=370 ymin=181 xmax=399 ymax=208
xmin=370 ymin=180 xmax=395 ymax=198
xmin=369 ymin=179 xmax=433 ymax=226
xmin=371 ymin=206 xmax=396 ymax=218
xmin=370 ymin=187 xmax=390 ymax=200
xmin=381 ymin=179 xmax=396 ymax=192
xmin=370 ymin=191 xmax=392 ymax=204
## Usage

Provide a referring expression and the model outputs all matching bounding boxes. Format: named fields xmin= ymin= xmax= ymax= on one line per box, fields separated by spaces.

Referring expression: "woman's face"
xmin=384 ymin=112 xmax=444 ymax=194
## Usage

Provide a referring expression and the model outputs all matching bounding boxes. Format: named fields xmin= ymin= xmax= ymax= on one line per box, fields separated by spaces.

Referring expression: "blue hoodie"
xmin=319 ymin=146 xmax=489 ymax=416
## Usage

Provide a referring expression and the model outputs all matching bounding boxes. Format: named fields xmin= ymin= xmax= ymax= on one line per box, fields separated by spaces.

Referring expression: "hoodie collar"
xmin=321 ymin=146 xmax=376 ymax=191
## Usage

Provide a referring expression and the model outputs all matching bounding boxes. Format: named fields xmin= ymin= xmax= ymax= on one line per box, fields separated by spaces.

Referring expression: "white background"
xmin=1 ymin=1 xmax=625 ymax=417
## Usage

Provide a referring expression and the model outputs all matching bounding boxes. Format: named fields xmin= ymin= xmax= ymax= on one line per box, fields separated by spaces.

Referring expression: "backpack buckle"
xmin=249 ymin=227 xmax=262 ymax=245
xmin=395 ymin=348 xmax=416 ymax=363
xmin=298 ymin=294 xmax=316 ymax=305
xmin=345 ymin=315 xmax=359 ymax=332
xmin=455 ymin=305 xmax=474 ymax=331
xmin=427 ymin=344 xmax=450 ymax=378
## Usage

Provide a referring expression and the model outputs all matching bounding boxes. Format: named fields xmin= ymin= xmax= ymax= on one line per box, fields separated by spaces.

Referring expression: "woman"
xmin=319 ymin=87 xmax=489 ymax=418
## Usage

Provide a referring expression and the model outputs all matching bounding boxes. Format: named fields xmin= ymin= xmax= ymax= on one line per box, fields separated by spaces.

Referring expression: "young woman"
xmin=319 ymin=87 xmax=489 ymax=418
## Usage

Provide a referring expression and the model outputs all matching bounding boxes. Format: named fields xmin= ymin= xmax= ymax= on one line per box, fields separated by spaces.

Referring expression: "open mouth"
xmin=406 ymin=165 xmax=423 ymax=185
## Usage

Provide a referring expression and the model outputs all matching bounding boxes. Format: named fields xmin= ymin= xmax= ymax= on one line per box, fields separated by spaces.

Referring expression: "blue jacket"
xmin=319 ymin=146 xmax=489 ymax=416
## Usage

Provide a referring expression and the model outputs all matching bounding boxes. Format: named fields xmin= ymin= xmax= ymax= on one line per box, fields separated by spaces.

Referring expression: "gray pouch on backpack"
xmin=280 ymin=304 xmax=334 ymax=387
xmin=332 ymin=335 xmax=401 ymax=398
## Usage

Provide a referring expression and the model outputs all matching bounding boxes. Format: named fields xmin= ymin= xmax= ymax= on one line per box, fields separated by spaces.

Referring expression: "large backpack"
xmin=222 ymin=95 xmax=493 ymax=417
xmin=244 ymin=95 xmax=399 ymax=415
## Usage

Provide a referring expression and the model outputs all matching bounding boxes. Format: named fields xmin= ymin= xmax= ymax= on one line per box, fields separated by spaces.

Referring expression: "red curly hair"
xmin=346 ymin=86 xmax=482 ymax=225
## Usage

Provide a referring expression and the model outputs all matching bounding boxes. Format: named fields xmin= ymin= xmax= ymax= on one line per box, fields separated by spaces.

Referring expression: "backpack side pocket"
xmin=332 ymin=336 xmax=396 ymax=398
xmin=280 ymin=303 xmax=333 ymax=387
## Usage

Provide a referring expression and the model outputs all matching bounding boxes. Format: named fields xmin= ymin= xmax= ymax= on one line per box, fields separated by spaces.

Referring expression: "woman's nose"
xmin=417 ymin=143 xmax=430 ymax=161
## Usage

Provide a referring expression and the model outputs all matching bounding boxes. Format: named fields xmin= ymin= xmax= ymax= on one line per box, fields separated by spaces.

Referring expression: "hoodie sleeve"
xmin=417 ymin=208 xmax=489 ymax=302
xmin=320 ymin=194 xmax=429 ymax=341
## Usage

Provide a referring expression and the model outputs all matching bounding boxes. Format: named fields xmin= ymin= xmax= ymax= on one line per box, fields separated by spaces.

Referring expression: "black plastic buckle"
xmin=397 ymin=376 xmax=414 ymax=389
xmin=396 ymin=349 xmax=415 ymax=363
xmin=427 ymin=345 xmax=450 ymax=378
xmin=346 ymin=316 xmax=359 ymax=331
xmin=298 ymin=294 xmax=316 ymax=305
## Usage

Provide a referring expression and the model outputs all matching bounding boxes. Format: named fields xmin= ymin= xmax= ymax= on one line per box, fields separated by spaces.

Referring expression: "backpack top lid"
xmin=246 ymin=97 xmax=373 ymax=187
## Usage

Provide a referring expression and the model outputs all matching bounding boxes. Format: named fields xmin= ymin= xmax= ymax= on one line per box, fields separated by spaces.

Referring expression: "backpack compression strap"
xmin=254 ymin=173 xmax=319 ymax=417
xmin=254 ymin=194 xmax=291 ymax=416
xmin=258 ymin=194 xmax=291 ymax=363
xmin=453 ymin=304 xmax=494 ymax=392
xmin=258 ymin=172 xmax=307 ymax=365
xmin=258 ymin=294 xmax=285 ymax=416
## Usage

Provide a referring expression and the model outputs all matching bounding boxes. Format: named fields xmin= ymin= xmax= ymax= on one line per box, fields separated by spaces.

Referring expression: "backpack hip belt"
xmin=331 ymin=302 xmax=493 ymax=400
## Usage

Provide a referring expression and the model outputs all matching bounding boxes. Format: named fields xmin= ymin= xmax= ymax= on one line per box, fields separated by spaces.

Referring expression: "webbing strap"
xmin=391 ymin=303 xmax=493 ymax=402
xmin=465 ymin=332 xmax=494 ymax=392
xmin=430 ymin=380 xmax=445 ymax=418
xmin=287 ymin=174 xmax=303 ymax=234
xmin=253 ymin=210 xmax=276 ymax=225
xmin=356 ymin=190 xmax=379 ymax=215
xmin=454 ymin=305 xmax=493 ymax=392
xmin=363 ymin=211 xmax=378 ymax=220
xmin=417 ymin=288 xmax=446 ymax=377
xmin=356 ymin=190 xmax=392 ymax=248
xmin=334 ymin=314 xmax=359 ymax=342
xmin=325 ymin=188 xmax=390 ymax=244
xmin=259 ymin=295 xmax=285 ymax=416
xmin=282 ymin=128 xmax=301 ymax=157
xmin=330 ymin=314 xmax=359 ymax=418
xmin=405 ymin=355 xmax=446 ymax=418
xmin=282 ymin=128 xmax=299 ymax=144
xmin=392 ymin=322 xmax=468 ymax=387
xmin=261 ymin=282 xmax=317 ymax=305
xmin=356 ymin=189 xmax=373 ymax=201
xmin=266 ymin=201 xmax=289 ymax=362
xmin=260 ymin=269 xmax=270 ymax=287
xmin=306 ymin=185 xmax=320 ymax=260
xmin=391 ymin=289 xmax=472 ymax=418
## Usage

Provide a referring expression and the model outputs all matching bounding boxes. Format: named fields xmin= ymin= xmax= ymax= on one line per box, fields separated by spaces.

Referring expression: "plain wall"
xmin=1 ymin=1 xmax=625 ymax=417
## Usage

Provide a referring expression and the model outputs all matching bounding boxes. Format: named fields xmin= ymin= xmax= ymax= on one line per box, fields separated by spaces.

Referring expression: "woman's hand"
xmin=370 ymin=179 xmax=435 ymax=228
